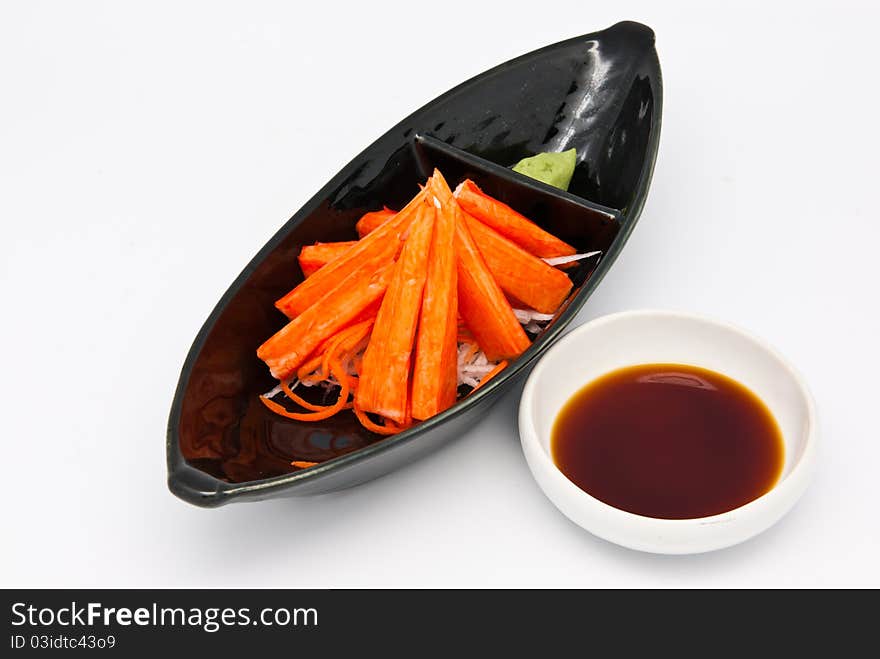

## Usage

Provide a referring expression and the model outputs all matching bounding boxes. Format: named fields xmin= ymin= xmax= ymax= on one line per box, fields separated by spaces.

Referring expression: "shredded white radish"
xmin=542 ymin=251 xmax=601 ymax=266
xmin=512 ymin=308 xmax=555 ymax=334
xmin=456 ymin=341 xmax=502 ymax=388
xmin=263 ymin=383 xmax=283 ymax=398
xmin=512 ymin=308 xmax=555 ymax=323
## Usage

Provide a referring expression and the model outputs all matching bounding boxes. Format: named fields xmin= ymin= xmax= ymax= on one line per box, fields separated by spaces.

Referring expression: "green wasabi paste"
xmin=512 ymin=148 xmax=577 ymax=191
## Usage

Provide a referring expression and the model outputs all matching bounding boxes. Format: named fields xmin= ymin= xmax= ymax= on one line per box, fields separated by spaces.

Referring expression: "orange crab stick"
xmin=463 ymin=213 xmax=572 ymax=314
xmin=275 ymin=190 xmax=424 ymax=318
xmin=300 ymin=229 xmax=571 ymax=313
xmin=356 ymin=207 xmax=396 ymax=238
xmin=411 ymin=172 xmax=459 ymax=420
xmin=258 ymin=260 xmax=393 ymax=381
xmin=298 ymin=241 xmax=358 ymax=277
xmin=350 ymin=196 xmax=572 ymax=313
xmin=357 ymin=200 xmax=435 ymax=424
xmin=455 ymin=213 xmax=530 ymax=362
xmin=454 ymin=179 xmax=575 ymax=258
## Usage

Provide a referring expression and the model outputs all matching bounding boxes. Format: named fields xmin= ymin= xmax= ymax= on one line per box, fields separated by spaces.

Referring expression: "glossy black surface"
xmin=167 ymin=21 xmax=662 ymax=507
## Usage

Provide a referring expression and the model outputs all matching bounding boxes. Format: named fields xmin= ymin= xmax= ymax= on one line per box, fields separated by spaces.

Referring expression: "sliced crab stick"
xmin=258 ymin=260 xmax=393 ymax=381
xmin=348 ymin=196 xmax=572 ymax=313
xmin=357 ymin=200 xmax=435 ymax=424
xmin=411 ymin=172 xmax=460 ymax=420
xmin=298 ymin=241 xmax=358 ymax=277
xmin=275 ymin=189 xmax=424 ymax=318
xmin=356 ymin=207 xmax=396 ymax=238
xmin=463 ymin=213 xmax=572 ymax=314
xmin=454 ymin=179 xmax=575 ymax=258
xmin=298 ymin=229 xmax=573 ymax=312
xmin=455 ymin=213 xmax=530 ymax=362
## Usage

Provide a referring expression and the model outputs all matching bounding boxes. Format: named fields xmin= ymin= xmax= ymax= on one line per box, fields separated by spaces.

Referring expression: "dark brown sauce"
xmin=551 ymin=363 xmax=784 ymax=519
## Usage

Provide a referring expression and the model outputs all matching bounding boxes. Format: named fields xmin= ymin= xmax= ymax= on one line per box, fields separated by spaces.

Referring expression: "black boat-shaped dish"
xmin=167 ymin=21 xmax=662 ymax=507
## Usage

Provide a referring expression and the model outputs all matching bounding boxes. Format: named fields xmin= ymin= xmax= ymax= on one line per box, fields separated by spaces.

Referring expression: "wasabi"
xmin=512 ymin=148 xmax=577 ymax=191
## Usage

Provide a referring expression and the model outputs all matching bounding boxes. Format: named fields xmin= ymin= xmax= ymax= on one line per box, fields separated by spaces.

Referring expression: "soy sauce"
xmin=551 ymin=364 xmax=784 ymax=520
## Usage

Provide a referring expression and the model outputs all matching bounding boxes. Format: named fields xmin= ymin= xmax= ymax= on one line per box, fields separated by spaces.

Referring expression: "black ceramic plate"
xmin=167 ymin=21 xmax=662 ymax=507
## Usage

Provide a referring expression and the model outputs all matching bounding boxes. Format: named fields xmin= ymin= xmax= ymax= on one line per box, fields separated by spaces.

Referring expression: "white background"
xmin=3 ymin=0 xmax=878 ymax=588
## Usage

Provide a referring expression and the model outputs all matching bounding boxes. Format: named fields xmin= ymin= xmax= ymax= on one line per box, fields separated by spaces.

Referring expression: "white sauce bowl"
xmin=518 ymin=310 xmax=818 ymax=554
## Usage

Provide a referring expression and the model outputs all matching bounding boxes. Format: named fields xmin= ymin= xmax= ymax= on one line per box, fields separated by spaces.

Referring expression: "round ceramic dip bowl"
xmin=518 ymin=310 xmax=818 ymax=554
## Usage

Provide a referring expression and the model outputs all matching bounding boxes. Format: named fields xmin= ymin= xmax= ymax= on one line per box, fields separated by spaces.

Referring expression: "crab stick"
xmin=463 ymin=213 xmax=572 ymax=314
xmin=275 ymin=189 xmax=424 ymax=318
xmin=258 ymin=260 xmax=393 ymax=381
xmin=411 ymin=172 xmax=460 ymax=420
xmin=349 ymin=199 xmax=573 ymax=312
xmin=454 ymin=179 xmax=575 ymax=258
xmin=356 ymin=200 xmax=435 ymax=424
xmin=298 ymin=241 xmax=358 ymax=277
xmin=455 ymin=212 xmax=530 ymax=362
xmin=356 ymin=207 xmax=396 ymax=238
xmin=298 ymin=230 xmax=573 ymax=311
